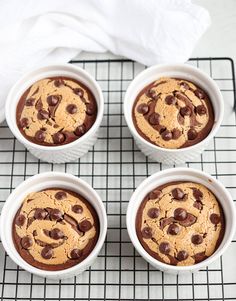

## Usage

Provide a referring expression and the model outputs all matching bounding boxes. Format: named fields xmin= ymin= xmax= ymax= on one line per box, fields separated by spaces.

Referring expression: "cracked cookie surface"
xmin=132 ymin=77 xmax=214 ymax=149
xmin=16 ymin=76 xmax=97 ymax=146
xmin=136 ymin=182 xmax=224 ymax=266
xmin=13 ymin=188 xmax=99 ymax=271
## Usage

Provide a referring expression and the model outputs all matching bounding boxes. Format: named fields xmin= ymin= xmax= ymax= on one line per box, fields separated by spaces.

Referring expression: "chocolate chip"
xmin=210 ymin=213 xmax=221 ymax=225
xmin=50 ymin=209 xmax=63 ymax=221
xmin=178 ymin=213 xmax=197 ymax=227
xmin=196 ymin=105 xmax=206 ymax=115
xmin=180 ymin=82 xmax=190 ymax=90
xmin=168 ymin=223 xmax=180 ymax=235
xmin=55 ymin=191 xmax=67 ymax=200
xmin=177 ymin=250 xmax=188 ymax=261
xmin=71 ymin=248 xmax=82 ymax=259
xmin=165 ymin=95 xmax=176 ymax=105
xmin=161 ymin=130 xmax=172 ymax=141
xmin=86 ymin=104 xmax=96 ymax=115
xmin=159 ymin=217 xmax=174 ymax=230
xmin=174 ymin=208 xmax=187 ymax=221
xmin=193 ymin=252 xmax=207 ymax=263
xmin=172 ymin=188 xmax=185 ymax=200
xmin=148 ymin=113 xmax=160 ymax=125
xmin=172 ymin=128 xmax=181 ymax=140
xmin=78 ymin=220 xmax=92 ymax=232
xmin=192 ymin=188 xmax=203 ymax=201
xmin=137 ymin=103 xmax=149 ymax=114
xmin=21 ymin=236 xmax=33 ymax=249
xmin=193 ymin=201 xmax=203 ymax=210
xmin=66 ymin=104 xmax=77 ymax=114
xmin=72 ymin=204 xmax=83 ymax=214
xmin=47 ymin=95 xmax=60 ymax=106
xmin=74 ymin=88 xmax=84 ymax=97
xmin=34 ymin=208 xmax=48 ymax=220
xmin=159 ymin=242 xmax=170 ymax=254
xmin=157 ymin=125 xmax=166 ymax=134
xmin=141 ymin=227 xmax=152 ymax=239
xmin=180 ymin=106 xmax=192 ymax=117
xmin=19 ymin=118 xmax=29 ymax=128
xmin=149 ymin=189 xmax=162 ymax=200
xmin=41 ymin=246 xmax=53 ymax=259
xmin=195 ymin=89 xmax=205 ymax=99
xmin=37 ymin=109 xmax=49 ymax=120
xmin=147 ymin=208 xmax=160 ymax=219
xmin=191 ymin=234 xmax=203 ymax=245
xmin=146 ymin=89 xmax=157 ymax=100
xmin=50 ymin=228 xmax=64 ymax=240
xmin=75 ymin=124 xmax=86 ymax=137
xmin=54 ymin=79 xmax=64 ymax=87
xmin=52 ymin=132 xmax=65 ymax=144
xmin=15 ymin=214 xmax=26 ymax=226
xmin=187 ymin=128 xmax=198 ymax=140
xmin=35 ymin=130 xmax=46 ymax=142
xmin=25 ymin=98 xmax=35 ymax=106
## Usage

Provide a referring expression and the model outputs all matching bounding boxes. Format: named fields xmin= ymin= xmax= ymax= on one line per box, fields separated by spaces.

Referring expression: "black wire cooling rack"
xmin=0 ymin=57 xmax=236 ymax=301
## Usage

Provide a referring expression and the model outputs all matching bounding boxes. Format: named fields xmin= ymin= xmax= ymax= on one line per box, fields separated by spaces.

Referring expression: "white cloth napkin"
xmin=0 ymin=0 xmax=210 ymax=123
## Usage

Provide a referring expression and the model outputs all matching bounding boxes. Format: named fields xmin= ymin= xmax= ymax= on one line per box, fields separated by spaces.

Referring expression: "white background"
xmin=78 ymin=0 xmax=236 ymax=64
xmin=193 ymin=0 xmax=236 ymax=62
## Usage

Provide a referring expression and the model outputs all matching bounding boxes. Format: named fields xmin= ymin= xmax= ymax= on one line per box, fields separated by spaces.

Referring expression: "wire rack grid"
xmin=0 ymin=57 xmax=236 ymax=301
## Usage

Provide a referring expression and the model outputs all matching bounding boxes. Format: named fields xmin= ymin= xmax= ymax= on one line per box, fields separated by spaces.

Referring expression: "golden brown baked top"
xmin=136 ymin=182 xmax=224 ymax=266
xmin=132 ymin=77 xmax=214 ymax=149
xmin=13 ymin=188 xmax=99 ymax=270
xmin=16 ymin=76 xmax=97 ymax=146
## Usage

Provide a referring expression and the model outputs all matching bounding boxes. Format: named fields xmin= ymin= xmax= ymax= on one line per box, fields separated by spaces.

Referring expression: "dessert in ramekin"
xmin=0 ymin=172 xmax=107 ymax=279
xmin=126 ymin=168 xmax=235 ymax=274
xmin=5 ymin=64 xmax=104 ymax=163
xmin=124 ymin=64 xmax=224 ymax=164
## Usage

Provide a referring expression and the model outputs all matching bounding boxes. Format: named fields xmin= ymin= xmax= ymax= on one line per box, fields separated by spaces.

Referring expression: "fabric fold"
xmin=0 ymin=0 xmax=211 ymax=122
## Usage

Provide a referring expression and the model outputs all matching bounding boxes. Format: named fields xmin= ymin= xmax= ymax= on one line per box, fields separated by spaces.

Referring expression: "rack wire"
xmin=0 ymin=57 xmax=236 ymax=301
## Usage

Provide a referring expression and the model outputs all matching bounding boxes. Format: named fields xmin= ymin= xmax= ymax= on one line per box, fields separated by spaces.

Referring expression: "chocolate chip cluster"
xmin=136 ymin=182 xmax=224 ymax=266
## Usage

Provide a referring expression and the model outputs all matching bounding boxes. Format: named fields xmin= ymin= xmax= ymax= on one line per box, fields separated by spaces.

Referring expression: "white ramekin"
xmin=126 ymin=167 xmax=236 ymax=274
xmin=124 ymin=64 xmax=224 ymax=165
xmin=5 ymin=64 xmax=104 ymax=163
xmin=0 ymin=172 xmax=107 ymax=280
